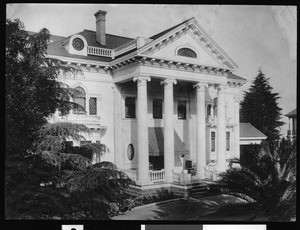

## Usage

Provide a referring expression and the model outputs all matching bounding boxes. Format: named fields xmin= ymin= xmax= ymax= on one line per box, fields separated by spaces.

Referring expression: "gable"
xmin=135 ymin=18 xmax=238 ymax=70
xmin=141 ymin=30 xmax=226 ymax=68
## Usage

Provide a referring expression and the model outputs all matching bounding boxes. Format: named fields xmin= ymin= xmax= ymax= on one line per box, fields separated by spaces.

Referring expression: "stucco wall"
xmin=60 ymin=68 xmax=115 ymax=162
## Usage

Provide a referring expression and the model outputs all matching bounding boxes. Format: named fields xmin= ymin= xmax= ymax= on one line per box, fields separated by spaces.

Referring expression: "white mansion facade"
xmin=48 ymin=10 xmax=266 ymax=186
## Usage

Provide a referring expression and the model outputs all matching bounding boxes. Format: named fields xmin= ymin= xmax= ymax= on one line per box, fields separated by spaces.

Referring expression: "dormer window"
xmin=177 ymin=48 xmax=197 ymax=58
xmin=72 ymin=38 xmax=84 ymax=51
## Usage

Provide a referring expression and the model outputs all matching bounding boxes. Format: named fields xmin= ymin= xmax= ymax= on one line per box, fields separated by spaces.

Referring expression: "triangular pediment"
xmin=137 ymin=18 xmax=238 ymax=70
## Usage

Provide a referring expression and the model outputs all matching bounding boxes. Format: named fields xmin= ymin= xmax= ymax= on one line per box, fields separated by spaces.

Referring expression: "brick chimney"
xmin=94 ymin=10 xmax=107 ymax=46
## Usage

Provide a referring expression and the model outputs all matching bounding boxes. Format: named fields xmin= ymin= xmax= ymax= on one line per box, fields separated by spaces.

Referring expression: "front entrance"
xmin=149 ymin=156 xmax=164 ymax=170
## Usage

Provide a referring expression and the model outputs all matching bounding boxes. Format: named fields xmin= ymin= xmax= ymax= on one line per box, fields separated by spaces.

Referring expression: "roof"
xmin=78 ymin=30 xmax=134 ymax=49
xmin=227 ymin=73 xmax=247 ymax=83
xmin=149 ymin=17 xmax=194 ymax=40
xmin=285 ymin=109 xmax=297 ymax=118
xmin=240 ymin=123 xmax=267 ymax=139
xmin=46 ymin=30 xmax=134 ymax=62
xmin=27 ymin=31 xmax=66 ymax=43
xmin=47 ymin=40 xmax=112 ymax=62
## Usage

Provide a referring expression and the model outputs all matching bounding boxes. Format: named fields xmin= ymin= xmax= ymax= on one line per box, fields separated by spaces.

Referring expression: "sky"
xmin=6 ymin=4 xmax=297 ymax=137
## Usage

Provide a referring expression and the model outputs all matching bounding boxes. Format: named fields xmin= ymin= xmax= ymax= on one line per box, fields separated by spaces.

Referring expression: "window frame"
xmin=177 ymin=47 xmax=197 ymax=58
xmin=177 ymin=100 xmax=187 ymax=120
xmin=226 ymin=131 xmax=230 ymax=151
xmin=124 ymin=96 xmax=136 ymax=119
xmin=152 ymin=98 xmax=163 ymax=119
xmin=73 ymin=86 xmax=86 ymax=114
xmin=89 ymin=97 xmax=97 ymax=115
xmin=211 ymin=131 xmax=216 ymax=152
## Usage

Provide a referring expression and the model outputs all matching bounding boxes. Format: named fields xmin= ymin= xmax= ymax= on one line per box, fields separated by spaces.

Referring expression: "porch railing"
xmin=149 ymin=169 xmax=165 ymax=182
xmin=172 ymin=170 xmax=180 ymax=182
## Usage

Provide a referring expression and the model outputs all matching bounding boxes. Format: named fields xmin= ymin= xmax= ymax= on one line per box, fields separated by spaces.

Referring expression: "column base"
xmin=136 ymin=179 xmax=151 ymax=186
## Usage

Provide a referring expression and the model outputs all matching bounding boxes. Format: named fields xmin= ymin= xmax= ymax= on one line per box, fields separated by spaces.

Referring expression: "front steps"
xmin=125 ymin=180 xmax=214 ymax=199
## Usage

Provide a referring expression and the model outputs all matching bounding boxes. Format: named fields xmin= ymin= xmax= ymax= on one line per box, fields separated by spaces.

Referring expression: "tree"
xmin=6 ymin=18 xmax=77 ymax=156
xmin=240 ymin=69 xmax=284 ymax=143
xmin=209 ymin=139 xmax=296 ymax=221
xmin=5 ymin=122 xmax=134 ymax=219
xmin=5 ymin=19 xmax=134 ymax=220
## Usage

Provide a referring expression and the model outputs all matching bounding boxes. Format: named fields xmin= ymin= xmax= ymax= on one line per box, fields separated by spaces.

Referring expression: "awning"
xmin=148 ymin=127 xmax=189 ymax=159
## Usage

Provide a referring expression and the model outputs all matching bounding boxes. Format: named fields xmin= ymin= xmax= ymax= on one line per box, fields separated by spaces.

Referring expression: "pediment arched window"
xmin=177 ymin=47 xmax=197 ymax=58
xmin=73 ymin=86 xmax=86 ymax=114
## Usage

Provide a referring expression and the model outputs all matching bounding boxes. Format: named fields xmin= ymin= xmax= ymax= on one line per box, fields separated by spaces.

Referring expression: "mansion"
xmin=47 ymin=10 xmax=266 ymax=189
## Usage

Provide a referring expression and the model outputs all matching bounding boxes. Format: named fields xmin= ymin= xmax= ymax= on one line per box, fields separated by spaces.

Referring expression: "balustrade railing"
xmin=50 ymin=113 xmax=101 ymax=125
xmin=87 ymin=46 xmax=114 ymax=58
xmin=206 ymin=116 xmax=217 ymax=125
xmin=149 ymin=169 xmax=165 ymax=182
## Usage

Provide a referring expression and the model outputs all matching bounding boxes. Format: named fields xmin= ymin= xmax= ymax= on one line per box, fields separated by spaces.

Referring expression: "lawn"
xmin=112 ymin=194 xmax=267 ymax=221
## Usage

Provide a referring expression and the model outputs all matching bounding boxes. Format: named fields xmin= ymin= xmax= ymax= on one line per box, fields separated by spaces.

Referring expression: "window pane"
xmin=73 ymin=87 xmax=86 ymax=114
xmin=207 ymin=104 xmax=211 ymax=117
xmin=177 ymin=48 xmax=197 ymax=58
xmin=211 ymin=131 xmax=215 ymax=152
xmin=226 ymin=132 xmax=230 ymax=151
xmin=89 ymin=97 xmax=97 ymax=115
xmin=125 ymin=97 xmax=136 ymax=118
xmin=178 ymin=101 xmax=186 ymax=120
xmin=153 ymin=99 xmax=162 ymax=119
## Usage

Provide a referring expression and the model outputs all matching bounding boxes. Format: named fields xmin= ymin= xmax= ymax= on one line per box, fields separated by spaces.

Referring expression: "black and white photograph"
xmin=5 ymin=4 xmax=296 ymax=222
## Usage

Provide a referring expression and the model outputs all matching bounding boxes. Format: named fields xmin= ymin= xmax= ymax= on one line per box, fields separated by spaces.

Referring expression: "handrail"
xmin=149 ymin=169 xmax=165 ymax=182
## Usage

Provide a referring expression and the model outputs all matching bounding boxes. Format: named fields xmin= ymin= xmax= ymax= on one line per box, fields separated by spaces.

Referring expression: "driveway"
xmin=112 ymin=194 xmax=245 ymax=220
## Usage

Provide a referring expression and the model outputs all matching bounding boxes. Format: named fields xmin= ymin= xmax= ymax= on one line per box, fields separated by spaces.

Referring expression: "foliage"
xmin=5 ymin=149 xmax=134 ymax=219
xmin=240 ymin=69 xmax=285 ymax=143
xmin=33 ymin=122 xmax=92 ymax=153
xmin=211 ymin=138 xmax=296 ymax=221
xmin=6 ymin=18 xmax=78 ymax=156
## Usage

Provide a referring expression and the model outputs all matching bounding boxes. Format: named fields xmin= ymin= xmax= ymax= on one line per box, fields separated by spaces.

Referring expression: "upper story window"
xmin=153 ymin=99 xmax=163 ymax=119
xmin=72 ymin=38 xmax=84 ymax=51
xmin=211 ymin=131 xmax=216 ymax=152
xmin=178 ymin=101 xmax=186 ymax=120
xmin=125 ymin=97 xmax=136 ymax=118
xmin=226 ymin=132 xmax=230 ymax=151
xmin=73 ymin=86 xmax=86 ymax=114
xmin=177 ymin=48 xmax=197 ymax=58
xmin=89 ymin=97 xmax=97 ymax=115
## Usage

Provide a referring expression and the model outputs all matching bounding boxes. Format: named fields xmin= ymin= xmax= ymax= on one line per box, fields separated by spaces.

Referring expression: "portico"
xmin=112 ymin=55 xmax=240 ymax=185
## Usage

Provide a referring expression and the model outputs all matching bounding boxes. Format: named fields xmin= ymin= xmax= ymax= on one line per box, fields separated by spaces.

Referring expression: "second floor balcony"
xmin=206 ymin=116 xmax=234 ymax=128
xmin=49 ymin=111 xmax=101 ymax=127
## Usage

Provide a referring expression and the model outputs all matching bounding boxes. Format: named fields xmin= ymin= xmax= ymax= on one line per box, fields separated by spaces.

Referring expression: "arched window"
xmin=73 ymin=86 xmax=86 ymax=114
xmin=177 ymin=48 xmax=197 ymax=58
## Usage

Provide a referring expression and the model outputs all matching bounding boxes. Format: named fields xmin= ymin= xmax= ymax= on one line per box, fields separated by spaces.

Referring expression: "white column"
xmin=194 ymin=82 xmax=208 ymax=179
xmin=161 ymin=78 xmax=177 ymax=182
xmin=216 ymin=85 xmax=227 ymax=172
xmin=133 ymin=76 xmax=151 ymax=184
xmin=233 ymin=96 xmax=240 ymax=159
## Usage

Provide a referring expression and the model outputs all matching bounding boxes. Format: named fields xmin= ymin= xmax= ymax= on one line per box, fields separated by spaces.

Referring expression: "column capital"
xmin=160 ymin=78 xmax=177 ymax=87
xmin=133 ymin=76 xmax=151 ymax=86
xmin=193 ymin=82 xmax=208 ymax=91
xmin=215 ymin=84 xmax=227 ymax=92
